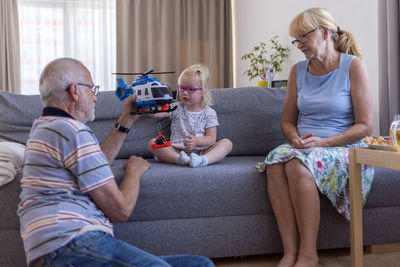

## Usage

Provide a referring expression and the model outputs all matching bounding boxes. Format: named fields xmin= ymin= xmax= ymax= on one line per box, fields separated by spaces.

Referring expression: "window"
xmin=18 ymin=0 xmax=116 ymax=95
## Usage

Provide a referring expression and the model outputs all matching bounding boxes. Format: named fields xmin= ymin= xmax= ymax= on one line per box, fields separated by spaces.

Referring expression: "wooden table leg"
xmin=349 ymin=149 xmax=364 ymax=267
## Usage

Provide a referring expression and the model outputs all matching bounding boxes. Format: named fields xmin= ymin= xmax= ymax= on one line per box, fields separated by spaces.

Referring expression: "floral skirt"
xmin=263 ymin=143 xmax=374 ymax=220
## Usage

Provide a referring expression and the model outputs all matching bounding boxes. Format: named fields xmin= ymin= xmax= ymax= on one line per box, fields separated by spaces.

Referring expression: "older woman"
xmin=265 ymin=7 xmax=374 ymax=267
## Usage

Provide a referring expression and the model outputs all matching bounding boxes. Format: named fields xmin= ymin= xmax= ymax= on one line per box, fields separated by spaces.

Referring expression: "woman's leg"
xmin=202 ymin=138 xmax=233 ymax=164
xmin=266 ymin=163 xmax=299 ymax=267
xmin=285 ymin=159 xmax=320 ymax=267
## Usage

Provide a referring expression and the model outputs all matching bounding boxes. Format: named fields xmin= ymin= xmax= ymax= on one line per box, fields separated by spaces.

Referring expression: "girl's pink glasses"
xmin=177 ymin=85 xmax=202 ymax=94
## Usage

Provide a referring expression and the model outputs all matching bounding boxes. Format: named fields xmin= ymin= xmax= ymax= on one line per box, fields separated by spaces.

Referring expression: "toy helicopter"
xmin=113 ymin=70 xmax=177 ymax=115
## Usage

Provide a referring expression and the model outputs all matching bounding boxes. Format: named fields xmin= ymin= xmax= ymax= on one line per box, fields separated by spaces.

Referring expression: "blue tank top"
xmin=296 ymin=53 xmax=356 ymax=138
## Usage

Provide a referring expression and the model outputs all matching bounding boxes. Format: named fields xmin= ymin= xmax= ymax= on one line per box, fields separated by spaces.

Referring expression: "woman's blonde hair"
xmin=177 ymin=64 xmax=213 ymax=107
xmin=289 ymin=7 xmax=362 ymax=58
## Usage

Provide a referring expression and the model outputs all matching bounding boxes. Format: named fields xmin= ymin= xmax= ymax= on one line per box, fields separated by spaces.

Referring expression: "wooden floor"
xmin=213 ymin=248 xmax=400 ymax=267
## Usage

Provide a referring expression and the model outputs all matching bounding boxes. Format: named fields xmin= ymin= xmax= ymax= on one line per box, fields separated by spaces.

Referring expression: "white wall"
xmin=233 ymin=0 xmax=380 ymax=135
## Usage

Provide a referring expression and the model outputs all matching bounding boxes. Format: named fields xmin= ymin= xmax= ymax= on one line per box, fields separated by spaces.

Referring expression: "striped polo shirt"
xmin=17 ymin=107 xmax=114 ymax=265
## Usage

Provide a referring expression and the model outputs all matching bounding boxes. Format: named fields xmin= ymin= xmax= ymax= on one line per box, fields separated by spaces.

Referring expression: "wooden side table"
xmin=349 ymin=148 xmax=400 ymax=267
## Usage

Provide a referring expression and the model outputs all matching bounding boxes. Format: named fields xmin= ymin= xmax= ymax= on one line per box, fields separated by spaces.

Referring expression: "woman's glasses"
xmin=177 ymin=85 xmax=202 ymax=94
xmin=291 ymin=28 xmax=318 ymax=47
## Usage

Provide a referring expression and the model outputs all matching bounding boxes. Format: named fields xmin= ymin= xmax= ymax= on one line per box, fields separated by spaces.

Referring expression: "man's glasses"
xmin=177 ymin=85 xmax=202 ymax=94
xmin=291 ymin=28 xmax=318 ymax=47
xmin=66 ymin=83 xmax=100 ymax=96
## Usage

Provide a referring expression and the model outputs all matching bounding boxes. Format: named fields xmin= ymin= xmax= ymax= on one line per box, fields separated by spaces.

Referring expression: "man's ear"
xmin=66 ymin=83 xmax=80 ymax=101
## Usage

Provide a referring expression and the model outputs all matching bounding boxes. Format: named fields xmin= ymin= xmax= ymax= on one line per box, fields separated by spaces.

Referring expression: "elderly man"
xmin=17 ymin=57 xmax=214 ymax=267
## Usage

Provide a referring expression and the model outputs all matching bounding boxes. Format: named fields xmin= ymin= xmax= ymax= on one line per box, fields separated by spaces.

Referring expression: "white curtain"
xmin=0 ymin=0 xmax=21 ymax=93
xmin=18 ymin=0 xmax=116 ymax=95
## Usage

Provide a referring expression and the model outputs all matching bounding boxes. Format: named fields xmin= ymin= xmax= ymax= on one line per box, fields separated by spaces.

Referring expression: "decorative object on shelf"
xmin=241 ymin=35 xmax=290 ymax=87
xmin=271 ymin=80 xmax=288 ymax=89
xmin=390 ymin=114 xmax=400 ymax=151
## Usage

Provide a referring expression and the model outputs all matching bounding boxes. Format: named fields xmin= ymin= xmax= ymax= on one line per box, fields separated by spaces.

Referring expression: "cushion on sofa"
xmin=0 ymin=91 xmax=42 ymax=144
xmin=211 ymin=87 xmax=287 ymax=156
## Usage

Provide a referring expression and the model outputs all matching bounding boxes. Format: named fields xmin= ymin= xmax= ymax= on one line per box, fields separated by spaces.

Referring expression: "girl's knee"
xmin=148 ymin=138 xmax=156 ymax=150
xmin=219 ymin=138 xmax=233 ymax=149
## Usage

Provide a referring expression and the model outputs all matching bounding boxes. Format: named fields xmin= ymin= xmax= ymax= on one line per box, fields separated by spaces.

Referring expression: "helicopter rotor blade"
xmin=112 ymin=71 xmax=176 ymax=76
xmin=142 ymin=69 xmax=154 ymax=76
xmin=151 ymin=71 xmax=176 ymax=75
xmin=112 ymin=72 xmax=143 ymax=75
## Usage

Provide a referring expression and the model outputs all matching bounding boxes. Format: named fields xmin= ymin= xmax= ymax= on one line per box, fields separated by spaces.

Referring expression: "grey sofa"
xmin=1 ymin=87 xmax=400 ymax=267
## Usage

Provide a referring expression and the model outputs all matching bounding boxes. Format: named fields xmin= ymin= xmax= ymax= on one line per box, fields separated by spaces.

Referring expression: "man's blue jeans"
xmin=42 ymin=231 xmax=215 ymax=267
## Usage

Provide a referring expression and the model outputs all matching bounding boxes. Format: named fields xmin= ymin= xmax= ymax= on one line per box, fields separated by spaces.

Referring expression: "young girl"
xmin=148 ymin=64 xmax=232 ymax=167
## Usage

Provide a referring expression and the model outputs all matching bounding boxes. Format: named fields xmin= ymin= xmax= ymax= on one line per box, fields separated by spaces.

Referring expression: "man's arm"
xmin=101 ymin=96 xmax=140 ymax=164
xmin=87 ymin=156 xmax=151 ymax=222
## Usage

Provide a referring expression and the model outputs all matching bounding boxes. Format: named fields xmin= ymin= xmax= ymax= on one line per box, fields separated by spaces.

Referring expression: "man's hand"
xmin=119 ymin=95 xmax=140 ymax=128
xmin=123 ymin=156 xmax=151 ymax=178
xmin=88 ymin=155 xmax=150 ymax=222
xmin=184 ymin=135 xmax=197 ymax=150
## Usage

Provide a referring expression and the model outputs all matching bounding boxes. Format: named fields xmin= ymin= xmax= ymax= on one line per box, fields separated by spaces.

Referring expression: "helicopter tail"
xmin=115 ymin=78 xmax=134 ymax=101
xmin=117 ymin=78 xmax=128 ymax=89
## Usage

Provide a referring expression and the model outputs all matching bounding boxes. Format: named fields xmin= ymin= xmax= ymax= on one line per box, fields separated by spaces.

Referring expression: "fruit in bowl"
xmin=363 ymin=136 xmax=392 ymax=145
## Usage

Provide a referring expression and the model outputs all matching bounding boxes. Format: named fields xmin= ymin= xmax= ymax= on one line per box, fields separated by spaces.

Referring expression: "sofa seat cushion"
xmin=111 ymin=158 xmax=400 ymax=223
xmin=112 ymin=156 xmax=271 ymax=222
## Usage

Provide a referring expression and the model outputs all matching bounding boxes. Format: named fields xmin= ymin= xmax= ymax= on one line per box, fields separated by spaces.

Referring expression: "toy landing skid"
xmin=131 ymin=103 xmax=177 ymax=115
xmin=152 ymin=132 xmax=172 ymax=149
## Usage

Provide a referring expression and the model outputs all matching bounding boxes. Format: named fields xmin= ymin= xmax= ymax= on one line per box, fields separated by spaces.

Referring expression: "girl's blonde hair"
xmin=289 ymin=7 xmax=362 ymax=58
xmin=177 ymin=64 xmax=212 ymax=107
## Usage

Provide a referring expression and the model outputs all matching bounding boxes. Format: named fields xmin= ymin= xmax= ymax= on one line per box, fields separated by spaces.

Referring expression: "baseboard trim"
xmin=365 ymin=243 xmax=400 ymax=254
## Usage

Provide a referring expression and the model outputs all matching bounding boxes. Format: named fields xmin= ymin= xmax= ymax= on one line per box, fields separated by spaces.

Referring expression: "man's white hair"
xmin=39 ymin=57 xmax=88 ymax=105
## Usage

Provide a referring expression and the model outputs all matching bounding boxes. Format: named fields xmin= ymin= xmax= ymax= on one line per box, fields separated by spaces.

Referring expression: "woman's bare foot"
xmin=277 ymin=253 xmax=297 ymax=267
xmin=293 ymin=255 xmax=319 ymax=267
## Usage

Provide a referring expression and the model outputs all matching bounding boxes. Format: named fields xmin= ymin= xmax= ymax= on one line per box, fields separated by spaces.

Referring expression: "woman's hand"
xmin=291 ymin=133 xmax=329 ymax=148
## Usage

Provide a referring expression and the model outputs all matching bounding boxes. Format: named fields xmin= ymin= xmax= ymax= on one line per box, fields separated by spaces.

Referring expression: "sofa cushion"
xmin=212 ymin=87 xmax=287 ymax=156
xmin=109 ymin=158 xmax=400 ymax=224
xmin=112 ymin=156 xmax=271 ymax=222
xmin=0 ymin=91 xmax=42 ymax=144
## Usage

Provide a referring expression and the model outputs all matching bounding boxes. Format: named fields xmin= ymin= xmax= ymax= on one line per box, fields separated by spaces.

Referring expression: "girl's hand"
xmin=184 ymin=135 xmax=197 ymax=150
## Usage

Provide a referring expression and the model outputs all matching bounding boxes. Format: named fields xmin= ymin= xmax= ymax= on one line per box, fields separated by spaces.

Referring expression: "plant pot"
xmin=256 ymin=81 xmax=268 ymax=87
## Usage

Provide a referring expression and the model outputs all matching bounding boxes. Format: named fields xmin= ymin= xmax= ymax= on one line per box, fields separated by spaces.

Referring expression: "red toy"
xmin=152 ymin=132 xmax=172 ymax=149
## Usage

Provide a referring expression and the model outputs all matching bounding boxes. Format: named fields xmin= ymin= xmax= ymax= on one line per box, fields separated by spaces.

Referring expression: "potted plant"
xmin=241 ymin=35 xmax=290 ymax=87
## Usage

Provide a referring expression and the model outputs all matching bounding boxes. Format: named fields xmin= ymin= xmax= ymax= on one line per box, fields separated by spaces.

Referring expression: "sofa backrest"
xmin=212 ymin=87 xmax=287 ymax=156
xmin=0 ymin=87 xmax=287 ymax=158
xmin=0 ymin=91 xmax=43 ymax=144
